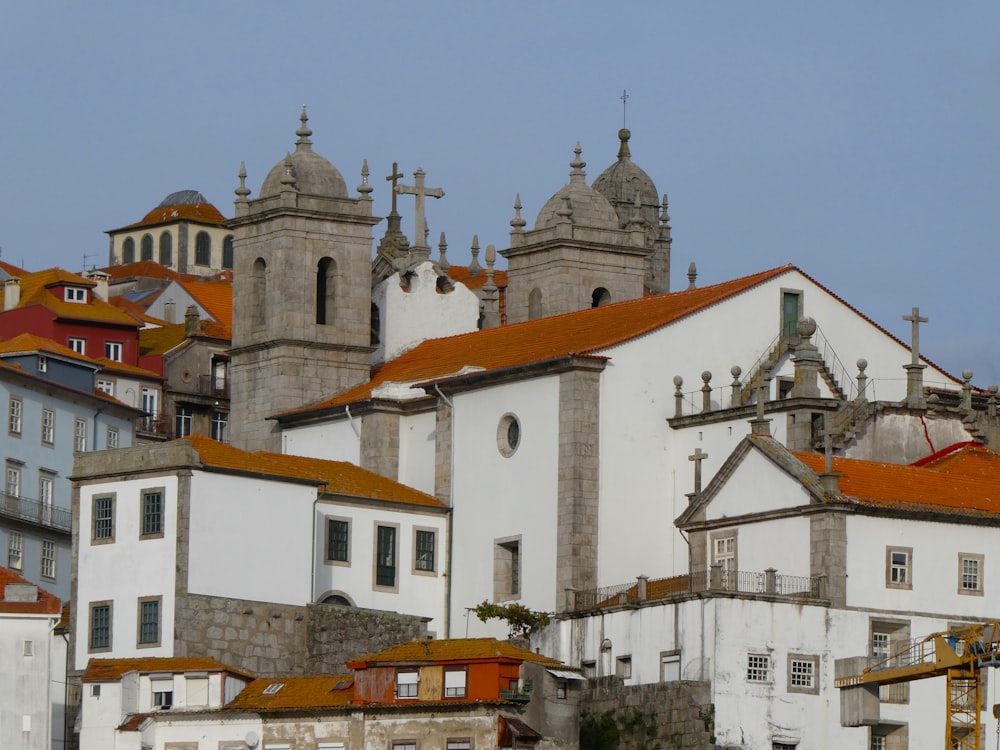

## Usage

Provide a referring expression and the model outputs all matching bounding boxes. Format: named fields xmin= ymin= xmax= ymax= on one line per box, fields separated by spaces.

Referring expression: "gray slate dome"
xmin=592 ymin=129 xmax=660 ymax=230
xmin=259 ymin=108 xmax=348 ymax=200
xmin=157 ymin=190 xmax=208 ymax=208
xmin=534 ymin=143 xmax=620 ymax=230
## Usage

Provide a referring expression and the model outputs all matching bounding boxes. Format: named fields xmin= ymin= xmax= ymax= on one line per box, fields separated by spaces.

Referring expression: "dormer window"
xmin=396 ymin=671 xmax=419 ymax=699
xmin=65 ymin=287 xmax=87 ymax=303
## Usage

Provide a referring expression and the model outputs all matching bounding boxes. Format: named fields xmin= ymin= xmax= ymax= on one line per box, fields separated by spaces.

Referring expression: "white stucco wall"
xmin=449 ymin=376 xmax=561 ymax=636
xmin=76 ymin=475 xmax=180 ymax=670
xmin=313 ymin=499 xmax=449 ymax=634
xmin=0 ymin=613 xmax=61 ymax=750
xmin=706 ymin=449 xmax=813 ymax=521
xmin=397 ymin=410 xmax=436 ymax=495
xmin=282 ymin=419 xmax=362 ymax=465
xmin=187 ymin=473 xmax=314 ymax=604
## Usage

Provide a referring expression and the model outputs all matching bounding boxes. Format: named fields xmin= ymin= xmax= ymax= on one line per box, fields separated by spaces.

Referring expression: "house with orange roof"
xmin=70 ymin=435 xmax=448 ymax=680
xmin=525 ymin=434 xmax=1000 ymax=749
xmin=0 ymin=333 xmax=141 ymax=601
xmin=106 ymin=190 xmax=234 ymax=276
xmin=0 ymin=565 xmax=66 ymax=750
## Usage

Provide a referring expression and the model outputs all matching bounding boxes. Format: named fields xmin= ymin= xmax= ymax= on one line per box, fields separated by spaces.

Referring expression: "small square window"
xmin=68 ymin=338 xmax=86 ymax=355
xmin=105 ymin=342 xmax=123 ymax=362
xmin=747 ymin=653 xmax=771 ymax=683
xmin=397 ymin=670 xmax=419 ymax=699
xmin=787 ymin=654 xmax=819 ymax=694
xmin=65 ymin=287 xmax=87 ymax=303
xmin=660 ymin=651 xmax=681 ymax=682
xmin=97 ymin=380 xmax=115 ymax=396
xmin=886 ymin=546 xmax=912 ymax=590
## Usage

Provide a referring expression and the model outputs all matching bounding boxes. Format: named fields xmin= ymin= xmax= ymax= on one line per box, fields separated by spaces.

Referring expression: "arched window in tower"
xmin=316 ymin=257 xmax=336 ymax=325
xmin=195 ymin=231 xmax=211 ymax=266
xmin=141 ymin=234 xmax=154 ymax=261
xmin=122 ymin=238 xmax=135 ymax=264
xmin=370 ymin=302 xmax=381 ymax=345
xmin=251 ymin=258 xmax=267 ymax=329
xmin=159 ymin=232 xmax=172 ymax=266
xmin=222 ymin=235 xmax=234 ymax=269
xmin=528 ymin=288 xmax=544 ymax=320
xmin=592 ymin=287 xmax=611 ymax=307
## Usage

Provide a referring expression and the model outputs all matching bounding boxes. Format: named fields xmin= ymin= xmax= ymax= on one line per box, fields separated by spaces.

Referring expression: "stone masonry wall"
xmin=173 ymin=594 xmax=427 ymax=677
xmin=580 ymin=677 xmax=716 ymax=750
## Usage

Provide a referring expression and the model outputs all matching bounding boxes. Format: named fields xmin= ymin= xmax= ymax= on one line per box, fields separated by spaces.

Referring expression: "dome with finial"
xmin=534 ymin=142 xmax=620 ymax=230
xmin=591 ymin=129 xmax=660 ymax=231
xmin=259 ymin=106 xmax=348 ymax=199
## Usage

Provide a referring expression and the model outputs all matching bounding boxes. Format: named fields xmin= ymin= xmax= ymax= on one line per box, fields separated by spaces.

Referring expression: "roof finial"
xmin=510 ymin=193 xmax=526 ymax=232
xmin=295 ymin=105 xmax=313 ymax=151
xmin=438 ymin=232 xmax=449 ymax=270
xmin=617 ymin=127 xmax=632 ymax=160
xmin=357 ymin=159 xmax=373 ymax=200
xmin=235 ymin=162 xmax=251 ymax=202
xmin=280 ymin=152 xmax=297 ymax=189
xmin=569 ymin=142 xmax=586 ymax=183
xmin=687 ymin=262 xmax=697 ymax=290
xmin=659 ymin=194 xmax=670 ymax=225
xmin=468 ymin=235 xmax=482 ymax=276
xmin=485 ymin=243 xmax=497 ymax=286
xmin=629 ymin=191 xmax=643 ymax=228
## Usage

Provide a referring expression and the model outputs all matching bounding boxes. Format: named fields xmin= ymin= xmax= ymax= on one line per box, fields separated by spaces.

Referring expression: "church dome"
xmin=534 ymin=143 xmax=620 ymax=230
xmin=591 ymin=129 xmax=660 ymax=230
xmin=258 ymin=108 xmax=348 ymax=199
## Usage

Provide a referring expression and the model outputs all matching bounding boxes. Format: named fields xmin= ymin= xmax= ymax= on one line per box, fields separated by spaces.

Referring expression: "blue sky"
xmin=1 ymin=2 xmax=997 ymax=383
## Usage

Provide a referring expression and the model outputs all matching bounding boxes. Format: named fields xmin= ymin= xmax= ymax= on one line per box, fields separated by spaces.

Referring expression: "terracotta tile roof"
xmin=139 ymin=324 xmax=188 ymax=356
xmin=0 ymin=259 xmax=26 ymax=277
xmin=225 ymin=675 xmax=354 ymax=711
xmin=348 ymin=638 xmax=564 ymax=668
xmin=0 ymin=566 xmax=61 ymax=615
xmin=911 ymin=441 xmax=999 ymax=477
xmin=1 ymin=268 xmax=141 ymax=327
xmin=176 ymin=277 xmax=233 ymax=328
xmin=447 ymin=266 xmax=508 ymax=290
xmin=108 ymin=294 xmax=170 ymax=325
xmin=182 ymin=435 xmax=446 ymax=509
xmin=119 ymin=714 xmax=151 ymax=731
xmin=282 ymin=265 xmax=795 ymax=415
xmin=100 ymin=260 xmax=197 ymax=283
xmin=114 ymin=201 xmax=228 ymax=231
xmin=83 ymin=656 xmax=251 ymax=682
xmin=94 ymin=357 xmax=163 ymax=380
xmin=794 ymin=447 xmax=1000 ymax=518
xmin=0 ymin=332 xmax=95 ymax=364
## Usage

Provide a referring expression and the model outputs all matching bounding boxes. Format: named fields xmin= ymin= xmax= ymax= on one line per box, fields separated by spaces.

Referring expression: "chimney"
xmin=85 ymin=270 xmax=110 ymax=301
xmin=184 ymin=305 xmax=200 ymax=337
xmin=3 ymin=278 xmax=20 ymax=310
xmin=163 ymin=300 xmax=176 ymax=324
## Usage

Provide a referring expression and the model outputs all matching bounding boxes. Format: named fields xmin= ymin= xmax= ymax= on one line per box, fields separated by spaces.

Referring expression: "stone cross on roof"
xmin=397 ymin=168 xmax=444 ymax=253
xmin=689 ymin=447 xmax=708 ymax=494
xmin=385 ymin=162 xmax=404 ymax=216
xmin=902 ymin=306 xmax=928 ymax=366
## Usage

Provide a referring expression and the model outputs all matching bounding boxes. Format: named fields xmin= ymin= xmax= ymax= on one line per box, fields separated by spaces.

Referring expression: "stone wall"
xmin=173 ymin=594 xmax=428 ymax=676
xmin=580 ymin=676 xmax=716 ymax=750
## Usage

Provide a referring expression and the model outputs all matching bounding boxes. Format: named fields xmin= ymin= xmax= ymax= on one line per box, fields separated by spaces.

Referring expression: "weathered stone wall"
xmin=579 ymin=676 xmax=716 ymax=750
xmin=173 ymin=594 xmax=427 ymax=676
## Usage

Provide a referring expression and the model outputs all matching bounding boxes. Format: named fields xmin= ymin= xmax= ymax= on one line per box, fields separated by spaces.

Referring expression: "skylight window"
xmin=262 ymin=682 xmax=285 ymax=695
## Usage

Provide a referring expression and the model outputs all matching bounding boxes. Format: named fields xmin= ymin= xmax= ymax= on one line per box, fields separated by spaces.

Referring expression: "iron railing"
xmin=0 ymin=492 xmax=71 ymax=532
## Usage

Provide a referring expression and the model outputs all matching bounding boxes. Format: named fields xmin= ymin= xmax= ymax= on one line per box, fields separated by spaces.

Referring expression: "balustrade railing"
xmin=0 ymin=492 xmax=71 ymax=532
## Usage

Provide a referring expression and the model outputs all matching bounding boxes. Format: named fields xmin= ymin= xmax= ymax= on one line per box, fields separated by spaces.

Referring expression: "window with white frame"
xmin=65 ymin=286 xmax=87 ymax=303
xmin=392 ymin=743 xmax=416 ymax=750
xmin=37 ymin=355 xmax=47 ymax=373
xmin=41 ymin=408 xmax=55 ymax=444
xmin=6 ymin=462 xmax=22 ymax=498
xmin=105 ymin=342 xmax=123 ymax=362
xmin=886 ymin=546 xmax=912 ymax=589
xmin=97 ymin=379 xmax=114 ymax=396
xmin=871 ymin=619 xmax=910 ymax=703
xmin=711 ymin=530 xmax=737 ymax=589
xmin=8 ymin=531 xmax=23 ymax=570
xmin=74 ymin=418 xmax=87 ymax=452
xmin=175 ymin=407 xmax=192 ymax=438
xmin=68 ymin=338 xmax=85 ymax=355
xmin=9 ymin=396 xmax=22 ymax=435
xmin=787 ymin=654 xmax=819 ymax=694
xmin=186 ymin=676 xmax=208 ymax=706
xmin=447 ymin=741 xmax=472 ymax=750
xmin=747 ymin=653 xmax=771 ymax=683
xmin=107 ymin=427 xmax=119 ymax=449
xmin=444 ymin=669 xmax=467 ymax=698
xmin=660 ymin=651 xmax=681 ymax=682
xmin=39 ymin=473 xmax=54 ymax=523
xmin=41 ymin=540 xmax=56 ymax=580
xmin=958 ymin=553 xmax=984 ymax=596
xmin=397 ymin=670 xmax=418 ymax=699
xmin=151 ymin=678 xmax=173 ymax=708
xmin=211 ymin=411 xmax=228 ymax=442
xmin=141 ymin=387 xmax=158 ymax=416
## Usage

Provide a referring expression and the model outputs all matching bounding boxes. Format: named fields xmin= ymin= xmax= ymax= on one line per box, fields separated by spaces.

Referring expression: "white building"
xmin=0 ymin=566 xmax=65 ymax=750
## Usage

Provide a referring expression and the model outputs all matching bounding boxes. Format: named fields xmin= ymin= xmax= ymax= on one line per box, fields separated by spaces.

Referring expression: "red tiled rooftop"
xmin=0 ymin=566 xmax=61 ymax=615
xmin=348 ymin=638 xmax=564 ymax=668
xmin=101 ymin=260 xmax=198 ymax=283
xmin=114 ymin=201 xmax=228 ymax=231
xmin=84 ymin=656 xmax=251 ymax=682
xmin=1 ymin=268 xmax=141 ymax=327
xmin=225 ymin=675 xmax=354 ymax=711
xmin=0 ymin=332 xmax=95 ymax=364
xmin=177 ymin=277 xmax=233 ymax=328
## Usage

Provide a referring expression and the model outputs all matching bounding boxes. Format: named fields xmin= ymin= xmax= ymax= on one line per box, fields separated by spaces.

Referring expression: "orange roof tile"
xmin=108 ymin=294 xmax=171 ymax=325
xmin=225 ymin=675 xmax=354 ymax=711
xmin=182 ymin=435 xmax=446 ymax=509
xmin=2 ymin=268 xmax=141 ymax=327
xmin=0 ymin=259 xmax=26 ymax=277
xmin=794 ymin=448 xmax=1000 ymax=517
xmin=0 ymin=332 xmax=96 ymax=364
xmin=101 ymin=260 xmax=198 ymax=283
xmin=284 ymin=266 xmax=795 ymax=415
xmin=176 ymin=278 xmax=233 ymax=328
xmin=94 ymin=357 xmax=163 ymax=380
xmin=447 ymin=266 xmax=508 ymax=291
xmin=348 ymin=638 xmax=564 ymax=668
xmin=911 ymin=442 xmax=1000 ymax=478
xmin=0 ymin=566 xmax=61 ymax=615
xmin=84 ymin=656 xmax=251 ymax=682
xmin=139 ymin=324 xmax=188 ymax=356
xmin=115 ymin=201 xmax=228 ymax=231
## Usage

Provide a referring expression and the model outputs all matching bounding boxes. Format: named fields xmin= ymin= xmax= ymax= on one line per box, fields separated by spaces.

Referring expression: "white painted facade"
xmin=0 ymin=609 xmax=65 ymax=750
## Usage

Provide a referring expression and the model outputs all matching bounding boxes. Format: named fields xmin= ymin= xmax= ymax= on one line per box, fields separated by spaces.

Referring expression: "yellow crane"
xmin=835 ymin=620 xmax=1000 ymax=750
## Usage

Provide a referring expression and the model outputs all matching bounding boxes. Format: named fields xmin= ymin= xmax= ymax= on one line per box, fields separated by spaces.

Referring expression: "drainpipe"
xmin=91 ymin=405 xmax=106 ymax=450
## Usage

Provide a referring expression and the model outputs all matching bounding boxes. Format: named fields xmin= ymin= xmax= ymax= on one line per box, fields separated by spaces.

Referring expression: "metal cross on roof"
xmin=902 ymin=306 xmax=928 ymax=366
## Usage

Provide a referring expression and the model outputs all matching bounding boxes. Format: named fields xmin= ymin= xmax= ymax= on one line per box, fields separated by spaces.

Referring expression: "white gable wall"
xmin=76 ymin=475 xmax=179 ymax=670
xmin=282 ymin=419 xmax=361 ymax=465
xmin=704 ymin=449 xmax=813 ymax=520
xmin=187 ymin=472 xmax=314 ymax=604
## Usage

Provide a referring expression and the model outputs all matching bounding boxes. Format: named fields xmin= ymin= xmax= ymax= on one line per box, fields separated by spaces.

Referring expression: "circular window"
xmin=497 ymin=413 xmax=521 ymax=457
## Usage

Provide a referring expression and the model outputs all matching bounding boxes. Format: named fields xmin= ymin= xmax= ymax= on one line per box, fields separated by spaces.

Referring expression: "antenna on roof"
xmin=82 ymin=253 xmax=98 ymax=273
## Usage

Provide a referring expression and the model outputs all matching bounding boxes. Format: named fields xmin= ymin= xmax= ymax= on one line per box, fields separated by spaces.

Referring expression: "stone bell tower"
xmin=228 ymin=108 xmax=380 ymax=452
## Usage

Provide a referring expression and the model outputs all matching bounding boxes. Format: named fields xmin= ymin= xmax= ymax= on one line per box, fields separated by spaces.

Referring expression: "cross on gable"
xmin=819 ymin=414 xmax=838 ymax=474
xmin=902 ymin=306 xmax=928 ymax=366
xmin=688 ymin=447 xmax=709 ymax=494
xmin=396 ymin=168 xmax=444 ymax=251
xmin=385 ymin=162 xmax=404 ymax=215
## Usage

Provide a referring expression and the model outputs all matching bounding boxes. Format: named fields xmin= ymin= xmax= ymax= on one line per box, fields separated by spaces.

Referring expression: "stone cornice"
xmin=428 ymin=355 xmax=608 ymax=396
xmin=228 ymin=339 xmax=374 ymax=358
xmin=667 ymin=396 xmax=839 ymax=429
